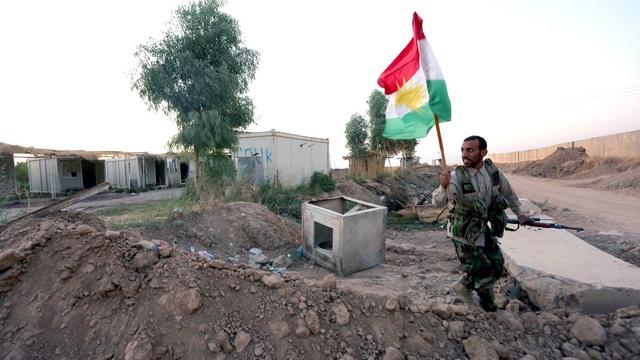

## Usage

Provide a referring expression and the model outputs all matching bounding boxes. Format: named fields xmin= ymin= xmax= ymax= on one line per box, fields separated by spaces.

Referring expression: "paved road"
xmin=508 ymin=174 xmax=640 ymax=234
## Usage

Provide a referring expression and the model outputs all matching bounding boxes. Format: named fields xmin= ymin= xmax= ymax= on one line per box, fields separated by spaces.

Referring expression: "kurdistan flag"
xmin=377 ymin=12 xmax=451 ymax=140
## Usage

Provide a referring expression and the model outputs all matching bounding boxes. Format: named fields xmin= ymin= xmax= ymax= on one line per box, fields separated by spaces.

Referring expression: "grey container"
xmin=301 ymin=196 xmax=387 ymax=276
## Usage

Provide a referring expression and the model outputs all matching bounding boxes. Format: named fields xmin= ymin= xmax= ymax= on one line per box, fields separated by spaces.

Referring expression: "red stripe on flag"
xmin=412 ymin=12 xmax=426 ymax=40
xmin=376 ymin=12 xmax=426 ymax=95
xmin=376 ymin=38 xmax=419 ymax=95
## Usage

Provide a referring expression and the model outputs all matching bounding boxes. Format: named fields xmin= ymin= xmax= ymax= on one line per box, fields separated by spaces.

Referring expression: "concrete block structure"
xmin=0 ymin=142 xmax=193 ymax=196
xmin=165 ymin=155 xmax=191 ymax=187
xmin=302 ymin=196 xmax=387 ymax=276
xmin=234 ymin=130 xmax=330 ymax=186
xmin=104 ymin=155 xmax=166 ymax=190
xmin=27 ymin=157 xmax=105 ymax=194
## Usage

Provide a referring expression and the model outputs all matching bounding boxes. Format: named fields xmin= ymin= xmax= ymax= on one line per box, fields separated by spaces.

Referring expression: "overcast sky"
xmin=1 ymin=0 xmax=639 ymax=167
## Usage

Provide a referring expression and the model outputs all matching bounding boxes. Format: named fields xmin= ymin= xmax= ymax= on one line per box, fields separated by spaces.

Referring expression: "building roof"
xmin=0 ymin=142 xmax=161 ymax=160
xmin=238 ymin=130 xmax=329 ymax=143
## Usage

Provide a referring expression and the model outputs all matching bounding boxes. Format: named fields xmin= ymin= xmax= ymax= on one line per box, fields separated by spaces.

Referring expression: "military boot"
xmin=477 ymin=288 xmax=498 ymax=312
xmin=451 ymin=278 xmax=474 ymax=304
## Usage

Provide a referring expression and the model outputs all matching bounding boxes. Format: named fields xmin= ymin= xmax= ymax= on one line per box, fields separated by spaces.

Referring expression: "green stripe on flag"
xmin=427 ymin=79 xmax=451 ymax=121
xmin=383 ymin=103 xmax=436 ymax=140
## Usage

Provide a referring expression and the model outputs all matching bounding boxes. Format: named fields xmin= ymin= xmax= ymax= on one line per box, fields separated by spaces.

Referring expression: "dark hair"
xmin=464 ymin=135 xmax=487 ymax=150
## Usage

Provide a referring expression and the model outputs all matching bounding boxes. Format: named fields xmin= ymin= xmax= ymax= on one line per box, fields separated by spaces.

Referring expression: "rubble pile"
xmin=1 ymin=212 xmax=639 ymax=359
xmin=503 ymin=147 xmax=640 ymax=192
xmin=142 ymin=201 xmax=300 ymax=261
xmin=331 ymin=166 xmax=439 ymax=212
xmin=509 ymin=147 xmax=589 ymax=178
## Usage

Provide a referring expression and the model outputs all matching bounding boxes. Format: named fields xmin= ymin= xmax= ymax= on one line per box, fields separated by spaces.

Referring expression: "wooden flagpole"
xmin=433 ymin=114 xmax=452 ymax=203
xmin=433 ymin=115 xmax=447 ymax=171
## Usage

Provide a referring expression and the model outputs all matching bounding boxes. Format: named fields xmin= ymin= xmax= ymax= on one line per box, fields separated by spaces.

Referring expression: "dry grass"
xmin=94 ymin=198 xmax=194 ymax=230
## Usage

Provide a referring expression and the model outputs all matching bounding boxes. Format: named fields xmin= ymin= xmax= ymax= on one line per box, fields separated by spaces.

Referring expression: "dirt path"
xmin=508 ymin=174 xmax=640 ymax=234
xmin=1 ymin=188 xmax=183 ymax=223
xmin=72 ymin=187 xmax=183 ymax=212
xmin=507 ymin=174 xmax=640 ymax=266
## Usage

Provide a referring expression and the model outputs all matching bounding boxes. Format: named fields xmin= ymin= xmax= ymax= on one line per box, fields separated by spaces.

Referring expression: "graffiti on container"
xmin=237 ymin=147 xmax=272 ymax=163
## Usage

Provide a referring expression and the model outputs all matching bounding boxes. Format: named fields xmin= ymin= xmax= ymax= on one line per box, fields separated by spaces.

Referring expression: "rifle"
xmin=506 ymin=217 xmax=585 ymax=232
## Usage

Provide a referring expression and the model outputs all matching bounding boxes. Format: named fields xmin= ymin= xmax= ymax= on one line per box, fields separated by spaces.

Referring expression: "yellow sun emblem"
xmin=394 ymin=79 xmax=427 ymax=110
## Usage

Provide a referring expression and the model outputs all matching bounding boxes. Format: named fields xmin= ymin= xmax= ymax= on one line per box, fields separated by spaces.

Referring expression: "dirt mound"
xmin=345 ymin=169 xmax=439 ymax=211
xmin=502 ymin=147 xmax=640 ymax=193
xmin=329 ymin=179 xmax=383 ymax=206
xmin=206 ymin=202 xmax=300 ymax=250
xmin=2 ymin=213 xmax=640 ymax=359
xmin=330 ymin=166 xmax=439 ymax=211
xmin=510 ymin=147 xmax=589 ymax=178
xmin=573 ymin=156 xmax=640 ymax=177
xmin=371 ymin=170 xmax=438 ymax=211
xmin=542 ymin=147 xmax=589 ymax=167
xmin=151 ymin=202 xmax=300 ymax=261
xmin=573 ymin=167 xmax=640 ymax=193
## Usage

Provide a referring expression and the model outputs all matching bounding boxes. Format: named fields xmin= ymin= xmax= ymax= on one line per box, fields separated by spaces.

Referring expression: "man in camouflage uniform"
xmin=432 ymin=135 xmax=529 ymax=311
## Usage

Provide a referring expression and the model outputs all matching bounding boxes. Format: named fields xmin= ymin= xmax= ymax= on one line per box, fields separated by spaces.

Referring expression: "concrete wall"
xmin=237 ymin=135 xmax=275 ymax=180
xmin=105 ymin=158 xmax=129 ymax=189
xmin=237 ymin=157 xmax=265 ymax=185
xmin=489 ymin=129 xmax=640 ymax=163
xmin=130 ymin=158 xmax=142 ymax=188
xmin=27 ymin=158 xmax=82 ymax=194
xmin=235 ymin=131 xmax=330 ymax=186
xmin=105 ymin=157 xmax=142 ymax=189
xmin=27 ymin=158 xmax=58 ymax=193
xmin=166 ymin=156 xmax=182 ymax=187
xmin=27 ymin=158 xmax=106 ymax=193
xmin=274 ymin=134 xmax=330 ymax=186
xmin=106 ymin=156 xmax=168 ymax=189
xmin=0 ymin=154 xmax=17 ymax=198
xmin=58 ymin=159 xmax=83 ymax=192
xmin=143 ymin=158 xmax=156 ymax=187
xmin=165 ymin=156 xmax=193 ymax=186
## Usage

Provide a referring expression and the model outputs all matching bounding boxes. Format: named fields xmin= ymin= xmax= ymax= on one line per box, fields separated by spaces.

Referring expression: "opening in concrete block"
xmin=308 ymin=197 xmax=372 ymax=215
xmin=313 ymin=222 xmax=333 ymax=255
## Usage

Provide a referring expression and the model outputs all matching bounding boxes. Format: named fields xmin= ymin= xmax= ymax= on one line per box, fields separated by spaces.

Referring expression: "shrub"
xmin=201 ymin=155 xmax=236 ymax=184
xmin=181 ymin=178 xmax=199 ymax=201
xmin=375 ymin=171 xmax=391 ymax=182
xmin=15 ymin=162 xmax=28 ymax=189
xmin=256 ymin=182 xmax=302 ymax=220
xmin=309 ymin=171 xmax=335 ymax=193
xmin=353 ymin=175 xmax=367 ymax=185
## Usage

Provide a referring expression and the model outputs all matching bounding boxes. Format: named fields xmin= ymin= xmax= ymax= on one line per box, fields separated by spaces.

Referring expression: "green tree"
xmin=15 ymin=162 xmax=28 ymax=187
xmin=401 ymin=140 xmax=417 ymax=159
xmin=367 ymin=89 xmax=417 ymax=159
xmin=345 ymin=114 xmax=369 ymax=157
xmin=132 ymin=0 xmax=259 ymax=183
xmin=367 ymin=89 xmax=388 ymax=153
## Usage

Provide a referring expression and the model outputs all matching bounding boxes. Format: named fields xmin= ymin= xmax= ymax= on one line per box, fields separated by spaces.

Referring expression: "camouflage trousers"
xmin=452 ymin=232 xmax=504 ymax=307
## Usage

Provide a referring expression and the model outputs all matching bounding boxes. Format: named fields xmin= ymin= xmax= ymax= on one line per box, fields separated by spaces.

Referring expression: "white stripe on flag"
xmin=384 ymin=68 xmax=428 ymax=119
xmin=418 ymin=39 xmax=444 ymax=81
